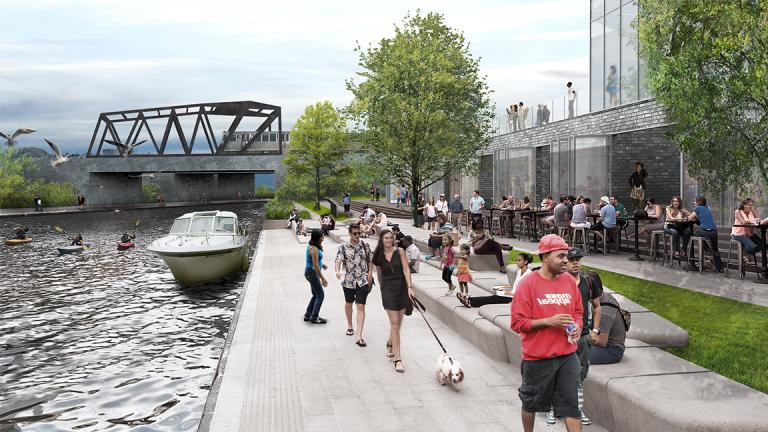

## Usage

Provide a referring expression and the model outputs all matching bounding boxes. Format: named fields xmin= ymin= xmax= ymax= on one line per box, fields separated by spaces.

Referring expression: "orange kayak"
xmin=5 ymin=238 xmax=32 ymax=246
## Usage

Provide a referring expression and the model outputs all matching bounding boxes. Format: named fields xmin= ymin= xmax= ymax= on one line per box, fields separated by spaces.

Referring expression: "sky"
xmin=0 ymin=0 xmax=588 ymax=154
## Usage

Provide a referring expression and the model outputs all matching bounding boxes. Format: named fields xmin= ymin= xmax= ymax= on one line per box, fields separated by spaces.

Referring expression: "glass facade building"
xmin=590 ymin=0 xmax=649 ymax=111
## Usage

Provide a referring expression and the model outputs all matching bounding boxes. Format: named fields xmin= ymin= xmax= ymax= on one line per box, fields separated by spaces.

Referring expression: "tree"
xmin=281 ymin=101 xmax=349 ymax=210
xmin=346 ymin=11 xmax=495 ymax=226
xmin=639 ymin=0 xmax=768 ymax=193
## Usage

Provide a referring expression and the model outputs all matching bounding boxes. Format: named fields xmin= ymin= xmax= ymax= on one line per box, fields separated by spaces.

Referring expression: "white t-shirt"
xmin=406 ymin=244 xmax=420 ymax=272
xmin=511 ymin=267 xmax=532 ymax=294
xmin=364 ymin=208 xmax=376 ymax=219
xmin=435 ymin=200 xmax=449 ymax=214
xmin=568 ymin=87 xmax=577 ymax=102
xmin=377 ymin=213 xmax=388 ymax=228
xmin=426 ymin=204 xmax=437 ymax=218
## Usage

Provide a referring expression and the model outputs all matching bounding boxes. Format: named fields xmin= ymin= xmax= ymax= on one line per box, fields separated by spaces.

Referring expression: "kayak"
xmin=117 ymin=241 xmax=135 ymax=251
xmin=5 ymin=238 xmax=32 ymax=246
xmin=58 ymin=243 xmax=93 ymax=255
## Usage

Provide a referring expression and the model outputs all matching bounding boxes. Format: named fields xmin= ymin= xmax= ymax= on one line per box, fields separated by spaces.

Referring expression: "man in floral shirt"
xmin=335 ymin=223 xmax=374 ymax=347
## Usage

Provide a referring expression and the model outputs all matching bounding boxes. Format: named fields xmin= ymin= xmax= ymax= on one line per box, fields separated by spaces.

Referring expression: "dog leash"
xmin=410 ymin=296 xmax=447 ymax=354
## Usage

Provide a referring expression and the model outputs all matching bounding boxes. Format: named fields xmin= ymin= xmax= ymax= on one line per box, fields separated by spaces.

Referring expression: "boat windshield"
xmin=214 ymin=217 xmax=236 ymax=233
xmin=188 ymin=216 xmax=215 ymax=234
xmin=169 ymin=218 xmax=190 ymax=234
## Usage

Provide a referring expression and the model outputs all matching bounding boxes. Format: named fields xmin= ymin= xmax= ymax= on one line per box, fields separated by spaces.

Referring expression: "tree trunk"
xmin=315 ymin=165 xmax=321 ymax=211
xmin=410 ymin=177 xmax=420 ymax=228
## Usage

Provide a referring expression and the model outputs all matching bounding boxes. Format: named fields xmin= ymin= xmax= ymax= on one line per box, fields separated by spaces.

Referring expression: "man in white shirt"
xmin=469 ymin=190 xmax=485 ymax=226
xmin=435 ymin=193 xmax=449 ymax=217
xmin=567 ymin=82 xmax=577 ymax=119
xmin=403 ymin=236 xmax=420 ymax=273
xmin=363 ymin=205 xmax=376 ymax=219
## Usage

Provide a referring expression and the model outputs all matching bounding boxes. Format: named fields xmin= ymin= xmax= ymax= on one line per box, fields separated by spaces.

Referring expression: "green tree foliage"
xmin=639 ymin=0 xmax=768 ymax=192
xmin=0 ymin=149 xmax=76 ymax=208
xmin=279 ymin=101 xmax=350 ymax=209
xmin=142 ymin=183 xmax=162 ymax=203
xmin=347 ymin=11 xmax=494 ymax=225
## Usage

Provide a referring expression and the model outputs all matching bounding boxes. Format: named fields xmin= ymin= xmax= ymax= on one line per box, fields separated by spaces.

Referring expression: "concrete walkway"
xmin=0 ymin=199 xmax=267 ymax=218
xmin=385 ymin=217 xmax=768 ymax=308
xmin=205 ymin=228 xmax=609 ymax=432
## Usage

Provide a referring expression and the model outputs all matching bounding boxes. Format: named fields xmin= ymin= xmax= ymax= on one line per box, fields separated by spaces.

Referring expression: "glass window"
xmin=605 ymin=9 xmax=621 ymax=108
xmin=270 ymin=133 xmax=277 ymax=141
xmin=606 ymin=0 xmax=620 ymax=13
xmin=591 ymin=18 xmax=605 ymax=111
xmin=639 ymin=57 xmax=650 ymax=99
xmin=214 ymin=216 xmax=235 ymax=232
xmin=620 ymin=2 xmax=639 ymax=104
xmin=551 ymin=139 xmax=572 ymax=197
xmin=591 ymin=0 xmax=603 ymax=21
xmin=189 ymin=216 xmax=214 ymax=234
xmin=169 ymin=218 xmax=190 ymax=234
xmin=507 ymin=148 xmax=535 ymax=201
xmin=574 ymin=137 xmax=609 ymax=203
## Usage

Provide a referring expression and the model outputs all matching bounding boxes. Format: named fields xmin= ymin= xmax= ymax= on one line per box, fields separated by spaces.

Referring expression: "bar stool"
xmin=649 ymin=230 xmax=665 ymax=261
xmin=572 ymin=227 xmax=589 ymax=252
xmin=662 ymin=233 xmax=683 ymax=268
xmin=556 ymin=226 xmax=570 ymax=242
xmin=686 ymin=236 xmax=705 ymax=274
xmin=726 ymin=238 xmax=761 ymax=279
xmin=521 ymin=217 xmax=533 ymax=241
xmin=490 ymin=215 xmax=502 ymax=238
xmin=597 ymin=227 xmax=620 ymax=255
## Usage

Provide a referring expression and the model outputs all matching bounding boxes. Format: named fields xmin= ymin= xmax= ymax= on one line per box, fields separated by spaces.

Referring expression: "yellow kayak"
xmin=5 ymin=238 xmax=33 ymax=246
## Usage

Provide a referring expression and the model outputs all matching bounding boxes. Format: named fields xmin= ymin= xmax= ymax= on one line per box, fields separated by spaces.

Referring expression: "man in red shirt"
xmin=511 ymin=234 xmax=584 ymax=432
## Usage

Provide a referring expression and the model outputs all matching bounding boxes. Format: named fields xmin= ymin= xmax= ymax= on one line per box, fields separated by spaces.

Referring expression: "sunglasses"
xmin=351 ymin=231 xmax=361 ymax=235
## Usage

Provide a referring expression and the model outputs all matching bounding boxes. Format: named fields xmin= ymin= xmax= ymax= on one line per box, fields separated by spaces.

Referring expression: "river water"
xmin=0 ymin=203 xmax=263 ymax=431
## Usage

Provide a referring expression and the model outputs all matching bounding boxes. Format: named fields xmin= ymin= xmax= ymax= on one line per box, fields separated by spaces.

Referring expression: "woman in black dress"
xmin=371 ymin=229 xmax=415 ymax=373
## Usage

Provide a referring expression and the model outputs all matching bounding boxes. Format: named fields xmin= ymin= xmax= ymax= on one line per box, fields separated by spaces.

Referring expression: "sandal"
xmin=393 ymin=359 xmax=405 ymax=373
xmin=386 ymin=342 xmax=394 ymax=358
xmin=355 ymin=339 xmax=367 ymax=347
xmin=346 ymin=328 xmax=354 ymax=336
xmin=456 ymin=292 xmax=471 ymax=308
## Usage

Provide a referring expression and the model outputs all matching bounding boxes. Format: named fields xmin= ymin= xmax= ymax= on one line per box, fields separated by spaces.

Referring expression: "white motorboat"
xmin=148 ymin=210 xmax=251 ymax=285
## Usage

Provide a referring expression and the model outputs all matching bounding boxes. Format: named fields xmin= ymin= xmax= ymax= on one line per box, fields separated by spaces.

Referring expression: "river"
xmin=0 ymin=202 xmax=263 ymax=431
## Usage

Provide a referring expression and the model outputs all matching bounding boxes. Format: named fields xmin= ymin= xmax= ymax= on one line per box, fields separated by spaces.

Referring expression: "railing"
xmin=493 ymin=94 xmax=583 ymax=136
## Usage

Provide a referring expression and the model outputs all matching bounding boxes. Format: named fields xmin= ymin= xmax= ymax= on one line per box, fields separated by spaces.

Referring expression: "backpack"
xmin=600 ymin=301 xmax=631 ymax=332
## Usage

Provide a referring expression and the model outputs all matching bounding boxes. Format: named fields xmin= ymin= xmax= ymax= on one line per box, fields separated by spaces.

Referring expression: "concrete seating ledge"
xmin=407 ymin=252 xmax=768 ymax=431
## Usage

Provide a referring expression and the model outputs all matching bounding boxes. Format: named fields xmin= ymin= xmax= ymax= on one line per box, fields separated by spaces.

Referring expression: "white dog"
xmin=436 ymin=353 xmax=464 ymax=385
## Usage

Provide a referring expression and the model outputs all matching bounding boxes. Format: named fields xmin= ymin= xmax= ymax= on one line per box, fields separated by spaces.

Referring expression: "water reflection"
xmin=0 ymin=203 xmax=263 ymax=431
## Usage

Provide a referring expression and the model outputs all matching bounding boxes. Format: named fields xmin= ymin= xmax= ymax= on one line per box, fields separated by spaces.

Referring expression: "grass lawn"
xmin=505 ymin=250 xmax=768 ymax=394
xmin=297 ymin=200 xmax=350 ymax=221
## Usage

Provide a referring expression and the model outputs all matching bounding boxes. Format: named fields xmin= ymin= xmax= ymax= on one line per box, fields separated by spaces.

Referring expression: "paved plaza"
xmin=205 ymin=228 xmax=609 ymax=432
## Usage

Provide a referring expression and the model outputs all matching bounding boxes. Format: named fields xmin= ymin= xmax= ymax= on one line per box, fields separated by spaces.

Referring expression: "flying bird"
xmin=104 ymin=139 xmax=146 ymax=157
xmin=128 ymin=169 xmax=166 ymax=179
xmin=44 ymin=138 xmax=70 ymax=168
xmin=0 ymin=128 xmax=36 ymax=147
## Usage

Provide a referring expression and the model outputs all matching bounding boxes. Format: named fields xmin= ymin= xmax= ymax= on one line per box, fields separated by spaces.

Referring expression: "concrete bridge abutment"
xmin=88 ymin=173 xmax=143 ymax=205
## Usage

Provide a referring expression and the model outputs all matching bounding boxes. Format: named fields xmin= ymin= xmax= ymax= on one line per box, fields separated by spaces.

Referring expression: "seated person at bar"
xmin=610 ymin=195 xmax=629 ymax=229
xmin=663 ymin=196 xmax=692 ymax=259
xmin=570 ymin=197 xmax=592 ymax=229
xmin=540 ymin=195 xmax=556 ymax=227
xmin=688 ymin=195 xmax=724 ymax=272
xmin=731 ymin=198 xmax=767 ymax=264
xmin=636 ymin=197 xmax=664 ymax=240
xmin=498 ymin=195 xmax=515 ymax=235
xmin=591 ymin=196 xmax=616 ymax=240
xmin=457 ymin=252 xmax=533 ymax=307
xmin=590 ymin=291 xmax=627 ymax=365
xmin=553 ymin=196 xmax=571 ymax=229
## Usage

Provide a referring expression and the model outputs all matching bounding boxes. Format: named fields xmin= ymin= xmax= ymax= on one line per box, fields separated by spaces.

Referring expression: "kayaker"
xmin=14 ymin=227 xmax=29 ymax=240
xmin=70 ymin=234 xmax=83 ymax=246
xmin=120 ymin=232 xmax=136 ymax=243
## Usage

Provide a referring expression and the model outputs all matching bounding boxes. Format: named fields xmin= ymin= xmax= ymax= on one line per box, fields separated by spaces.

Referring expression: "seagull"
xmin=0 ymin=128 xmax=36 ymax=147
xmin=104 ymin=139 xmax=146 ymax=157
xmin=44 ymin=138 xmax=70 ymax=167
xmin=128 ymin=169 xmax=166 ymax=179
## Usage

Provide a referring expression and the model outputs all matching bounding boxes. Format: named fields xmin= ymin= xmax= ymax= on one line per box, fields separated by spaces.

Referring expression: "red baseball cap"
xmin=533 ymin=234 xmax=570 ymax=254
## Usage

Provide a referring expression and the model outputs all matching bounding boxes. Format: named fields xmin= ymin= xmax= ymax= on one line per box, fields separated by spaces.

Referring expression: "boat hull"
xmin=58 ymin=246 xmax=84 ymax=254
xmin=156 ymin=246 xmax=248 ymax=285
xmin=5 ymin=238 xmax=32 ymax=246
xmin=117 ymin=242 xmax=135 ymax=251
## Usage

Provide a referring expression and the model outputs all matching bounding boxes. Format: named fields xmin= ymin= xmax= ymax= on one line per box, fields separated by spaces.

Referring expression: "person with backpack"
xmin=591 ymin=291 xmax=628 ymax=365
xmin=546 ymin=247 xmax=602 ymax=426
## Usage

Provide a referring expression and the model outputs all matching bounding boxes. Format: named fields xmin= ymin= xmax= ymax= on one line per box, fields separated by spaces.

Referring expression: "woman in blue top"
xmin=304 ymin=229 xmax=329 ymax=324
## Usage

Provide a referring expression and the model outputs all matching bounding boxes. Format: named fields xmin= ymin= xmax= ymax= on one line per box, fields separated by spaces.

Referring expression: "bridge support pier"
xmin=170 ymin=174 xmax=216 ymax=202
xmin=88 ymin=173 xmax=143 ymax=205
xmin=216 ymin=173 xmax=255 ymax=200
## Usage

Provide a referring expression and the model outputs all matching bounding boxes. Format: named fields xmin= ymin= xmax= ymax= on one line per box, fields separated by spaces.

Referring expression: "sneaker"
xmin=444 ymin=287 xmax=455 ymax=296
xmin=424 ymin=255 xmax=433 ymax=261
xmin=580 ymin=411 xmax=591 ymax=425
xmin=545 ymin=410 xmax=556 ymax=425
xmin=310 ymin=317 xmax=328 ymax=324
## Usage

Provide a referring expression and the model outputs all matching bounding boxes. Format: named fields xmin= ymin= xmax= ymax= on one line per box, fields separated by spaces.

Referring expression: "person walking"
xmin=370 ymin=184 xmax=376 ymax=201
xmin=511 ymin=234 xmax=584 ymax=432
xmin=567 ymin=82 xmax=577 ymax=118
xmin=469 ymin=190 xmax=485 ymax=226
xmin=375 ymin=185 xmax=380 ymax=202
xmin=507 ymin=104 xmax=519 ymax=132
xmin=33 ymin=194 xmax=42 ymax=213
xmin=371 ymin=229 xmax=415 ymax=373
xmin=394 ymin=186 xmax=401 ymax=208
xmin=304 ymin=229 xmax=328 ymax=324
xmin=343 ymin=192 xmax=351 ymax=215
xmin=449 ymin=194 xmax=465 ymax=233
xmin=335 ymin=223 xmax=374 ymax=347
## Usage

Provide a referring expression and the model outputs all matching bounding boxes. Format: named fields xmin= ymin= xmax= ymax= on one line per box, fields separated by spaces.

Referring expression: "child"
xmin=441 ymin=234 xmax=456 ymax=295
xmin=456 ymin=243 xmax=472 ymax=296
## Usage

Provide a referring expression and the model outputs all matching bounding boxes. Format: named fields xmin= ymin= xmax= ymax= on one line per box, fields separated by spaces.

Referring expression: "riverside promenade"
xmin=203 ymin=227 xmax=607 ymax=432
xmin=0 ymin=199 xmax=267 ymax=219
